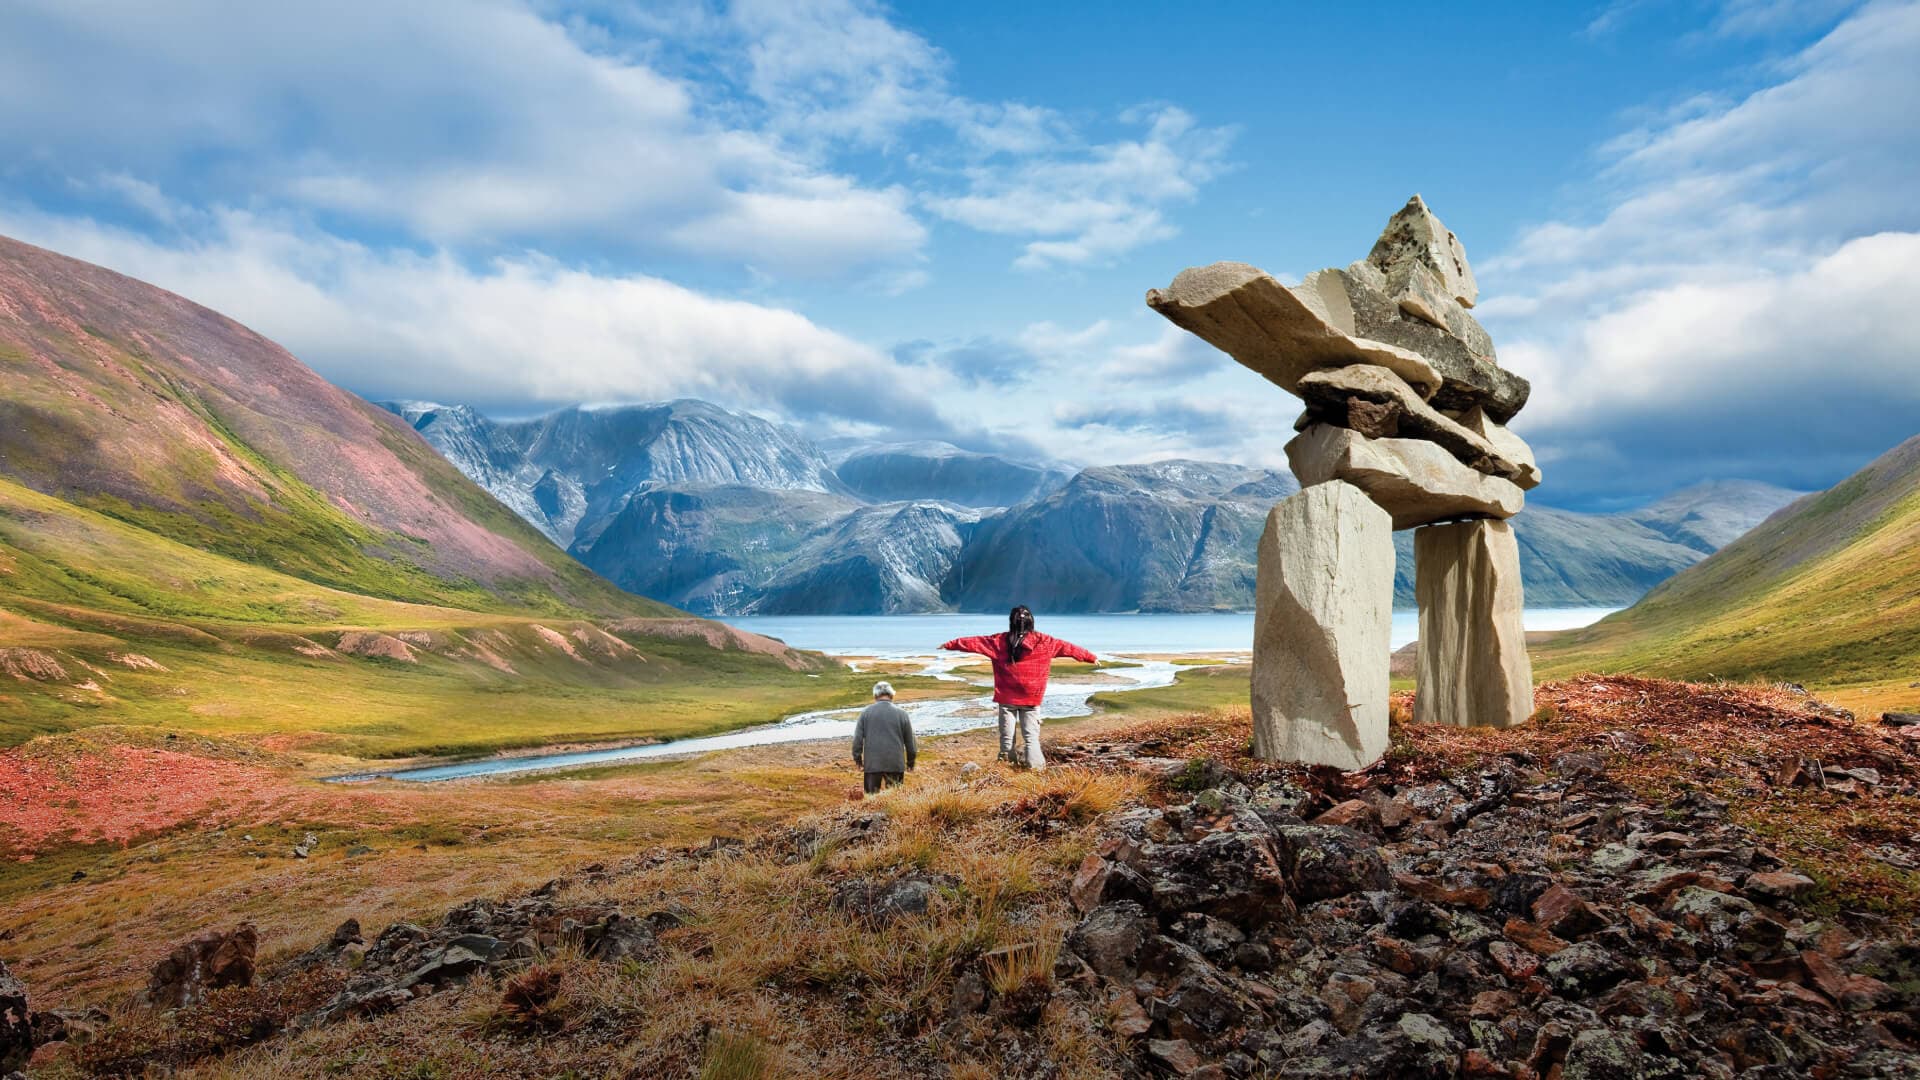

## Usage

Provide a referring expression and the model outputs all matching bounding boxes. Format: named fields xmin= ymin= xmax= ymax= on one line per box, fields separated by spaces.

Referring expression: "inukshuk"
xmin=1147 ymin=196 xmax=1538 ymax=769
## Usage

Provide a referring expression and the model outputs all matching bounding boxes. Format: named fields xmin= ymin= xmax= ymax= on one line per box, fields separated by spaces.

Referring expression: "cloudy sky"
xmin=2 ymin=0 xmax=1915 ymax=510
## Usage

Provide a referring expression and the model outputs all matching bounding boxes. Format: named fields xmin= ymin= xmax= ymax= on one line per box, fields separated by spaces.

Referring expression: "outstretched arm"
xmin=940 ymin=635 xmax=998 ymax=657
xmin=1053 ymin=638 xmax=1098 ymax=664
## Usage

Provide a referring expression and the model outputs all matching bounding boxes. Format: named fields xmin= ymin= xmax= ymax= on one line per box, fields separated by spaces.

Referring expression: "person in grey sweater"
xmin=852 ymin=681 xmax=916 ymax=796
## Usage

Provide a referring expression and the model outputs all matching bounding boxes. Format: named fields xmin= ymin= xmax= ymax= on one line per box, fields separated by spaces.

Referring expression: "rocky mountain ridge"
xmin=395 ymin=399 xmax=1803 ymax=616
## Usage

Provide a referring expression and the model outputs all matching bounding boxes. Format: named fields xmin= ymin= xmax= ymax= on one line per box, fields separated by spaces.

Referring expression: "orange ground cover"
xmin=0 ymin=744 xmax=278 ymax=857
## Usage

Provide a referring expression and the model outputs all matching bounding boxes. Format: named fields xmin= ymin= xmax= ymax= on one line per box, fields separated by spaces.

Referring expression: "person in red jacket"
xmin=941 ymin=606 xmax=1097 ymax=771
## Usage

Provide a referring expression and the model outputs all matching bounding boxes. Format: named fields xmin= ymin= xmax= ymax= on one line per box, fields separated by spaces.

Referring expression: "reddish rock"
xmin=1745 ymin=871 xmax=1816 ymax=902
xmin=1489 ymin=939 xmax=1540 ymax=979
xmin=1148 ymin=1037 xmax=1204 ymax=1075
xmin=1314 ymin=799 xmax=1380 ymax=831
xmin=1107 ymin=987 xmax=1152 ymax=1037
xmin=1631 ymin=870 xmax=1733 ymax=903
xmin=1530 ymin=883 xmax=1601 ymax=936
xmin=1503 ymin=918 xmax=1570 ymax=957
xmin=1471 ymin=989 xmax=1520 ymax=1019
xmin=1801 ymin=951 xmax=1893 ymax=1011
xmin=1396 ymin=872 xmax=1493 ymax=910
xmin=1371 ymin=933 xmax=1423 ymax=976
xmin=1070 ymin=855 xmax=1111 ymax=914
xmin=1462 ymin=1048 xmax=1511 ymax=1077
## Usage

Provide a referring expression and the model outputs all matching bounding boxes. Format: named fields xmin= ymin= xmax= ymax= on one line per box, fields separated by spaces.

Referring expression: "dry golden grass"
xmin=26 ymin=761 xmax=1150 ymax=1079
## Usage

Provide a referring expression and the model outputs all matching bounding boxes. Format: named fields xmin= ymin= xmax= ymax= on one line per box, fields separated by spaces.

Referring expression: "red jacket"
xmin=940 ymin=631 xmax=1097 ymax=708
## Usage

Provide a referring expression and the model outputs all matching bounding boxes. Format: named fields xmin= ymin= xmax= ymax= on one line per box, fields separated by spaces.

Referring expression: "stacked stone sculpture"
xmin=1148 ymin=196 xmax=1537 ymax=769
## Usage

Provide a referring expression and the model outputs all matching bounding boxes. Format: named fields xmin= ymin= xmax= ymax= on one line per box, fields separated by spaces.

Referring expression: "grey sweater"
xmin=852 ymin=700 xmax=916 ymax=773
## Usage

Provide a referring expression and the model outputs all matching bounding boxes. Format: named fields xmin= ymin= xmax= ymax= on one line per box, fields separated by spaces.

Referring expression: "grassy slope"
xmin=0 ymin=477 xmax=934 ymax=757
xmin=1536 ymin=434 xmax=1920 ymax=710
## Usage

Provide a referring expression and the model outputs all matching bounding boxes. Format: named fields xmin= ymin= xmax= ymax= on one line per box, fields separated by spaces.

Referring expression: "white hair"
xmin=872 ymin=681 xmax=895 ymax=699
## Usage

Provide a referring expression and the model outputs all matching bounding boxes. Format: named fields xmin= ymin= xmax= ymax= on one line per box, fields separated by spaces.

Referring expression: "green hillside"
xmin=1537 ymin=434 xmax=1920 ymax=703
xmin=0 ymin=235 xmax=887 ymax=758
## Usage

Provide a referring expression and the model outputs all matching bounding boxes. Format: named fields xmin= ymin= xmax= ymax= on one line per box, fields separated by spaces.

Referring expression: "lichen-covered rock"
xmin=1270 ymin=824 xmax=1391 ymax=901
xmin=1132 ymin=828 xmax=1290 ymax=924
xmin=142 ymin=923 xmax=258 ymax=1011
xmin=1067 ymin=902 xmax=1155 ymax=981
xmin=1319 ymin=258 xmax=1530 ymax=422
xmin=1367 ymin=194 xmax=1479 ymax=309
xmin=0 ymin=960 xmax=28 ymax=1073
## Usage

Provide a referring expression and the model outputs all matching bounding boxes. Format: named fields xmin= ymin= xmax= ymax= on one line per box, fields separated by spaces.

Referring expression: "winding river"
xmin=333 ymin=607 xmax=1617 ymax=784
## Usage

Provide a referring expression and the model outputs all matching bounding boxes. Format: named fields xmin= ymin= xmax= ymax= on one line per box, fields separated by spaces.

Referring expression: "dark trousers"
xmin=863 ymin=771 xmax=905 ymax=796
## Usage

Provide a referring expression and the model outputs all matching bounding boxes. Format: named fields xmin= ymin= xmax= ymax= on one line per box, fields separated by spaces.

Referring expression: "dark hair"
xmin=1006 ymin=605 xmax=1035 ymax=660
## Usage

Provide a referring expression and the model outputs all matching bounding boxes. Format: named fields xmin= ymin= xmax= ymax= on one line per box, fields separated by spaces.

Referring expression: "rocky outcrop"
xmin=1152 ymin=196 xmax=1542 ymax=766
xmin=1251 ymin=482 xmax=1394 ymax=769
xmin=1054 ymin=733 xmax=1920 ymax=1079
xmin=1415 ymin=520 xmax=1534 ymax=729
xmin=332 ymin=632 xmax=418 ymax=664
xmin=0 ymin=959 xmax=28 ymax=1072
xmin=143 ymin=923 xmax=258 ymax=1011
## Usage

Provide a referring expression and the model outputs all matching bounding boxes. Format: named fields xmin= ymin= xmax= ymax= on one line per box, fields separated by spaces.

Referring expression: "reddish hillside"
xmin=0 ymin=234 xmax=654 ymax=614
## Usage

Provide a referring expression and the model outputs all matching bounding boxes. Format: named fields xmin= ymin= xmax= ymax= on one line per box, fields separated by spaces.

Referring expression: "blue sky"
xmin=2 ymin=0 xmax=1916 ymax=510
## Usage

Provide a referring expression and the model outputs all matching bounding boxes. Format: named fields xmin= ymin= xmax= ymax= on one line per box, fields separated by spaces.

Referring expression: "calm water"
xmin=726 ymin=608 xmax=1620 ymax=656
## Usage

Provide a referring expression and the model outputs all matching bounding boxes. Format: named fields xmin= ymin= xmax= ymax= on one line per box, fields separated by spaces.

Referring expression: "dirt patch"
xmin=333 ymin=632 xmax=416 ymax=664
xmin=529 ymin=624 xmax=583 ymax=660
xmin=0 ymin=648 xmax=68 ymax=682
xmin=607 ymin=617 xmax=828 ymax=671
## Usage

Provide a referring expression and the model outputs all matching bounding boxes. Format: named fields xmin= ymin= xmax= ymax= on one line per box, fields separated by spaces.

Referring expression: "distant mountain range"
xmin=390 ymin=400 xmax=1805 ymax=615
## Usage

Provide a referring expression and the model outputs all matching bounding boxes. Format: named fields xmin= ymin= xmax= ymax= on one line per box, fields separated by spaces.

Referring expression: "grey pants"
xmin=863 ymin=771 xmax=904 ymax=796
xmin=997 ymin=705 xmax=1045 ymax=770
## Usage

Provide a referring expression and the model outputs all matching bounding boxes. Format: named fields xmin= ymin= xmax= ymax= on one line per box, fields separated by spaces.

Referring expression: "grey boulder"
xmin=1286 ymin=423 xmax=1524 ymax=530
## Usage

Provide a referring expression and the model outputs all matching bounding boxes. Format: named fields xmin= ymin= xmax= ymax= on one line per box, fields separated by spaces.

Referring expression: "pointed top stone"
xmin=1368 ymin=195 xmax=1479 ymax=309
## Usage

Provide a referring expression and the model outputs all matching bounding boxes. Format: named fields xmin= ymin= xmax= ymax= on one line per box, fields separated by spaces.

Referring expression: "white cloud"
xmin=0 ymin=0 xmax=927 ymax=278
xmin=926 ymin=106 xmax=1235 ymax=271
xmin=0 ymin=203 xmax=968 ymax=434
xmin=1483 ymin=1 xmax=1920 ymax=501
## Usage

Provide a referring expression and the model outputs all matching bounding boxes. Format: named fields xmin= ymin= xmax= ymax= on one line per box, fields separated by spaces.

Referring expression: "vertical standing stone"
xmin=1251 ymin=480 xmax=1394 ymax=769
xmin=1413 ymin=519 xmax=1533 ymax=728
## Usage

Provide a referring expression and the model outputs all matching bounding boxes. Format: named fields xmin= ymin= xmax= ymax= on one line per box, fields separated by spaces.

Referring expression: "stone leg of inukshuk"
xmin=1251 ymin=480 xmax=1394 ymax=769
xmin=1413 ymin=519 xmax=1533 ymax=728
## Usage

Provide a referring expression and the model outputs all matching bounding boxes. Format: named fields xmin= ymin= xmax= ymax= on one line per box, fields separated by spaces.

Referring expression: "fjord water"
xmin=348 ymin=608 xmax=1617 ymax=783
xmin=726 ymin=608 xmax=1622 ymax=655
